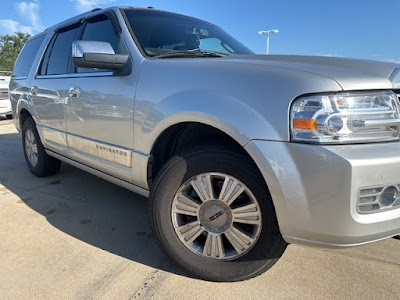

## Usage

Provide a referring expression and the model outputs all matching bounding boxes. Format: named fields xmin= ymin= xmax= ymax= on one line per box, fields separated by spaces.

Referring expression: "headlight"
xmin=290 ymin=91 xmax=400 ymax=143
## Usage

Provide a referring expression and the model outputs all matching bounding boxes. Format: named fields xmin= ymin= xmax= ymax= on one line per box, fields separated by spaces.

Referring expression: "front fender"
xmin=133 ymin=90 xmax=279 ymax=154
xmin=133 ymin=58 xmax=342 ymax=155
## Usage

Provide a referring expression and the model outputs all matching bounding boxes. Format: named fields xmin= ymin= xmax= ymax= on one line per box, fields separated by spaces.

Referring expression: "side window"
xmin=44 ymin=25 xmax=80 ymax=75
xmin=77 ymin=14 xmax=119 ymax=73
xmin=12 ymin=35 xmax=45 ymax=78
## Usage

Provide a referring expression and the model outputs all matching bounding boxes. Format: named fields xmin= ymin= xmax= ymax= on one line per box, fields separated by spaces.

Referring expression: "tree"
xmin=0 ymin=32 xmax=31 ymax=71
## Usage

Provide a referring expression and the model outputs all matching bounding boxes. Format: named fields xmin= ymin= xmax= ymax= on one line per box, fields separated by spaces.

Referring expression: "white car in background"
xmin=0 ymin=71 xmax=12 ymax=119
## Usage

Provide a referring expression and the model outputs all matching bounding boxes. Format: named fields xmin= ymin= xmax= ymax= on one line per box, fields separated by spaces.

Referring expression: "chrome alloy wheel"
xmin=25 ymin=128 xmax=38 ymax=167
xmin=171 ymin=172 xmax=262 ymax=260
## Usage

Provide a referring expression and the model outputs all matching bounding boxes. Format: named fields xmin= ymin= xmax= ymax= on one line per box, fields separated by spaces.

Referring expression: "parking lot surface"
xmin=1 ymin=117 xmax=399 ymax=300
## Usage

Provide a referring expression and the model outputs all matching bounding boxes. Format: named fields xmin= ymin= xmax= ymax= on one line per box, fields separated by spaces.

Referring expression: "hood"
xmin=223 ymin=55 xmax=398 ymax=91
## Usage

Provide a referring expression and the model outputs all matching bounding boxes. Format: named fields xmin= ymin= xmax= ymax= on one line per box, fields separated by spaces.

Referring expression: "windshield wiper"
xmin=154 ymin=49 xmax=229 ymax=59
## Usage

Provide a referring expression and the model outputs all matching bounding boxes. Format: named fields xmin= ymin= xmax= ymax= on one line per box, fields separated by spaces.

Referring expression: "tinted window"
xmin=12 ymin=35 xmax=45 ymax=78
xmin=123 ymin=9 xmax=253 ymax=57
xmin=46 ymin=25 xmax=79 ymax=75
xmin=77 ymin=15 xmax=119 ymax=73
xmin=82 ymin=15 xmax=118 ymax=51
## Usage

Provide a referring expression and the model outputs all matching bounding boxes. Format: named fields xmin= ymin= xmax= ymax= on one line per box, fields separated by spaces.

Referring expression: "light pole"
xmin=258 ymin=29 xmax=279 ymax=55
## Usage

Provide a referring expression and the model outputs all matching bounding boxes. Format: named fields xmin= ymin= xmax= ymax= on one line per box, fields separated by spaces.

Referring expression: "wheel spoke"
xmin=31 ymin=143 xmax=38 ymax=154
xmin=24 ymin=129 xmax=39 ymax=167
xmin=191 ymin=174 xmax=214 ymax=202
xmin=225 ymin=226 xmax=254 ymax=255
xmin=218 ymin=176 xmax=245 ymax=206
xmin=28 ymin=130 xmax=34 ymax=143
xmin=174 ymin=194 xmax=200 ymax=216
xmin=232 ymin=203 xmax=261 ymax=225
xmin=178 ymin=221 xmax=204 ymax=244
xmin=203 ymin=233 xmax=224 ymax=258
xmin=172 ymin=172 xmax=262 ymax=260
xmin=32 ymin=153 xmax=38 ymax=165
xmin=25 ymin=137 xmax=31 ymax=149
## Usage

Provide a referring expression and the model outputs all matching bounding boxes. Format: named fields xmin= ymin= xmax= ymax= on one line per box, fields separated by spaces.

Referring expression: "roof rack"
xmin=92 ymin=8 xmax=102 ymax=12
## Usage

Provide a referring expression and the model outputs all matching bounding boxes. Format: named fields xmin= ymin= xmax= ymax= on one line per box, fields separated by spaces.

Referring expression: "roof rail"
xmin=44 ymin=8 xmax=105 ymax=32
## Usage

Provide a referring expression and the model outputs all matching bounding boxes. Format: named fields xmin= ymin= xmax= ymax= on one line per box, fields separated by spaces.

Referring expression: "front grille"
xmin=358 ymin=185 xmax=400 ymax=214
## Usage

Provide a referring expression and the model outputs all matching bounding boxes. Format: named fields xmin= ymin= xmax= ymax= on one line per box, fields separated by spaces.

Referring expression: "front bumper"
xmin=0 ymin=99 xmax=11 ymax=115
xmin=245 ymin=140 xmax=400 ymax=247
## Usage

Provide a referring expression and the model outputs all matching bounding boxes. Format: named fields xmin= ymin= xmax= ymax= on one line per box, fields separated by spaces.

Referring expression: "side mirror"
xmin=72 ymin=40 xmax=129 ymax=71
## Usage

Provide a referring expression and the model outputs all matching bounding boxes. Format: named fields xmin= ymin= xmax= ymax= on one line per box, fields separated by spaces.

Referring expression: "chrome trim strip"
xmin=67 ymin=146 xmax=133 ymax=182
xmin=133 ymin=149 xmax=150 ymax=157
xmin=11 ymin=76 xmax=28 ymax=80
xmin=36 ymin=72 xmax=113 ymax=79
xmin=37 ymin=124 xmax=136 ymax=150
xmin=68 ymin=134 xmax=132 ymax=167
xmin=37 ymin=124 xmax=150 ymax=166
xmin=46 ymin=149 xmax=150 ymax=197
xmin=36 ymin=124 xmax=65 ymax=134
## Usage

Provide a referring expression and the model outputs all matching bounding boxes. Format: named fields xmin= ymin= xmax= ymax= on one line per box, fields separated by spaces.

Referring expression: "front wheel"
xmin=149 ymin=149 xmax=287 ymax=282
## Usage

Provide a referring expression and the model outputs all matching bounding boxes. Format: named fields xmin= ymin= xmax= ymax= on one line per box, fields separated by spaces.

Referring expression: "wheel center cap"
xmin=199 ymin=200 xmax=232 ymax=233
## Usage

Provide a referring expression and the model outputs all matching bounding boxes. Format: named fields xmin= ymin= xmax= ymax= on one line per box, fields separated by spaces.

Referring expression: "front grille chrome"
xmin=358 ymin=185 xmax=400 ymax=214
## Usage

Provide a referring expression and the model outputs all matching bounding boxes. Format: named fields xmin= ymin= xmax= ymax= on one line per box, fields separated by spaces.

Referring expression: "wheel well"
xmin=20 ymin=109 xmax=32 ymax=128
xmin=148 ymin=122 xmax=256 ymax=188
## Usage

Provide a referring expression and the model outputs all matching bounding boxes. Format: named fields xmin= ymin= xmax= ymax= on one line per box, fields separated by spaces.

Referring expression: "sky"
xmin=0 ymin=0 xmax=399 ymax=63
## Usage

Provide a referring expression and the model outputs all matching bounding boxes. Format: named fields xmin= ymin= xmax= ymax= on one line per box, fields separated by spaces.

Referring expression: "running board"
xmin=46 ymin=149 xmax=150 ymax=198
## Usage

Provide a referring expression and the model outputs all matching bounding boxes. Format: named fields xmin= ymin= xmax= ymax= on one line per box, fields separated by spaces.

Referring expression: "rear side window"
xmin=44 ymin=25 xmax=80 ymax=75
xmin=12 ymin=35 xmax=45 ymax=78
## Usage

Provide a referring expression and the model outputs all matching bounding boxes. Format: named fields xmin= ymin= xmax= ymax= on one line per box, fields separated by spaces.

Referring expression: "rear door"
xmin=31 ymin=23 xmax=81 ymax=156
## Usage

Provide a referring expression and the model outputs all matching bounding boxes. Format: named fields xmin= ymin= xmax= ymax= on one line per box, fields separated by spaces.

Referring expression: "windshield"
xmin=123 ymin=9 xmax=254 ymax=57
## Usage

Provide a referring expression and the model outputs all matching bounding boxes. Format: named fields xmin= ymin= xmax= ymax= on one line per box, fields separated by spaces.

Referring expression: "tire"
xmin=149 ymin=148 xmax=287 ymax=282
xmin=22 ymin=117 xmax=61 ymax=177
xmin=6 ymin=114 xmax=13 ymax=119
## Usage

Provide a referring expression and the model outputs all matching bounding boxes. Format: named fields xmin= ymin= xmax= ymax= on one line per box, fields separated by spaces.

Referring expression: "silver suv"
xmin=10 ymin=7 xmax=400 ymax=281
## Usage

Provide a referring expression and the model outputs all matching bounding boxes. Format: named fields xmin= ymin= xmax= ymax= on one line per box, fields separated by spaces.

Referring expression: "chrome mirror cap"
xmin=72 ymin=40 xmax=115 ymax=58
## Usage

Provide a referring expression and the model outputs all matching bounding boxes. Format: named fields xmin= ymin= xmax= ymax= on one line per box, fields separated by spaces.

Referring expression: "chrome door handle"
xmin=68 ymin=86 xmax=81 ymax=98
xmin=29 ymin=86 xmax=38 ymax=96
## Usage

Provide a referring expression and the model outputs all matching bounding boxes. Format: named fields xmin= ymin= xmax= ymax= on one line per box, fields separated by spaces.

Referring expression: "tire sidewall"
xmin=150 ymin=150 xmax=286 ymax=281
xmin=22 ymin=118 xmax=45 ymax=175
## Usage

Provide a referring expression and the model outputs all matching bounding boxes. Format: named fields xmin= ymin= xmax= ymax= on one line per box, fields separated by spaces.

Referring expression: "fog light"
xmin=358 ymin=184 xmax=400 ymax=214
xmin=378 ymin=186 xmax=398 ymax=207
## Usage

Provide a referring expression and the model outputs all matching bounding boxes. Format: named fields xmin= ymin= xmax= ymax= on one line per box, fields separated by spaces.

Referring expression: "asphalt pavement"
xmin=0 ymin=117 xmax=399 ymax=300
